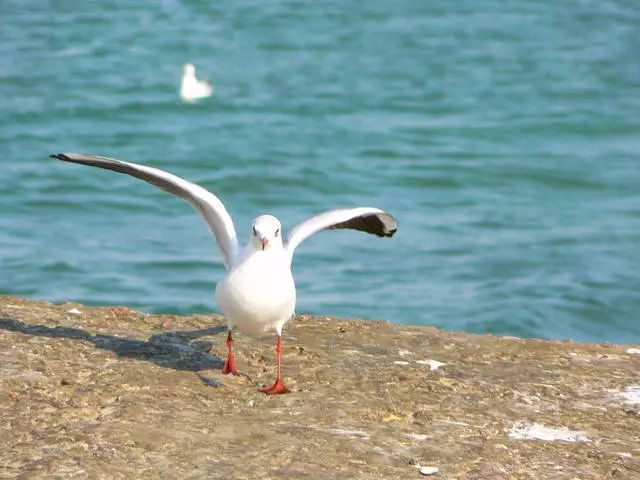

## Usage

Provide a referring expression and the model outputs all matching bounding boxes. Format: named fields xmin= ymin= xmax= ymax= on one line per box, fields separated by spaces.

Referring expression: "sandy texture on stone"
xmin=0 ymin=296 xmax=639 ymax=479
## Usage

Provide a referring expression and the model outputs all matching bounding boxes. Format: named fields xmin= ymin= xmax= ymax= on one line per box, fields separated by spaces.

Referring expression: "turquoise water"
xmin=1 ymin=0 xmax=639 ymax=344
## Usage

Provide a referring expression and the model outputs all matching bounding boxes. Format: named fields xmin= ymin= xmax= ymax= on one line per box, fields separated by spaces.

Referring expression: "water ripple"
xmin=1 ymin=0 xmax=639 ymax=343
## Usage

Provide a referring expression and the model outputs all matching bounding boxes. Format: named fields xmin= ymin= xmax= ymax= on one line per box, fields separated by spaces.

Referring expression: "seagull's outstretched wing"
xmin=51 ymin=153 xmax=239 ymax=270
xmin=285 ymin=207 xmax=397 ymax=256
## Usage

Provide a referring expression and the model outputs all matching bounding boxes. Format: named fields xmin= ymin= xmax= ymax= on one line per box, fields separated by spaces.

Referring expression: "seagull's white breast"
xmin=215 ymin=248 xmax=296 ymax=336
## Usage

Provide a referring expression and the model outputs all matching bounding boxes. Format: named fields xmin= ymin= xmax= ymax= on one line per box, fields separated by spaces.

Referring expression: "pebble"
xmin=419 ymin=466 xmax=439 ymax=475
xmin=67 ymin=308 xmax=82 ymax=315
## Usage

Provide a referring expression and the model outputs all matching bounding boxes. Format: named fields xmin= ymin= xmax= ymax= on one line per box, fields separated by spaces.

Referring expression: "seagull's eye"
xmin=275 ymin=229 xmax=280 ymax=237
xmin=252 ymin=226 xmax=257 ymax=236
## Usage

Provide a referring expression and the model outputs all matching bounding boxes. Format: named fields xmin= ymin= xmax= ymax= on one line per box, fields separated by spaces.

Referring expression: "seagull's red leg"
xmin=221 ymin=330 xmax=240 ymax=376
xmin=260 ymin=335 xmax=290 ymax=395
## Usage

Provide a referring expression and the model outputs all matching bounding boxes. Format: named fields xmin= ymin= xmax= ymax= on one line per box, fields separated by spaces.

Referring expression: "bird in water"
xmin=180 ymin=63 xmax=213 ymax=102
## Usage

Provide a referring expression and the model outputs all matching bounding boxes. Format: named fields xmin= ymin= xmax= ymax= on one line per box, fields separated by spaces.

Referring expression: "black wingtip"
xmin=50 ymin=153 xmax=66 ymax=160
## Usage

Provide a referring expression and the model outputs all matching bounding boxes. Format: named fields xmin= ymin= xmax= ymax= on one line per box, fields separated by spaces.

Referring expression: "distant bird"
xmin=50 ymin=153 xmax=398 ymax=394
xmin=180 ymin=63 xmax=213 ymax=102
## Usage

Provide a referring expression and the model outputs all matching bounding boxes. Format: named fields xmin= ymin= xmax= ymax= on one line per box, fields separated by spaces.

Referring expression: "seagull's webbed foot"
xmin=260 ymin=381 xmax=290 ymax=395
xmin=221 ymin=330 xmax=240 ymax=376
xmin=259 ymin=334 xmax=290 ymax=395
xmin=221 ymin=355 xmax=240 ymax=376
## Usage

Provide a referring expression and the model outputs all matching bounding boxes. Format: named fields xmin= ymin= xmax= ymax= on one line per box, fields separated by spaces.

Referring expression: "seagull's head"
xmin=184 ymin=63 xmax=196 ymax=76
xmin=250 ymin=215 xmax=283 ymax=251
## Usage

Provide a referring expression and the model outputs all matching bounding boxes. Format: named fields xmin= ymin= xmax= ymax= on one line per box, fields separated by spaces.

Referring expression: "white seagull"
xmin=50 ymin=153 xmax=398 ymax=394
xmin=180 ymin=63 xmax=213 ymax=102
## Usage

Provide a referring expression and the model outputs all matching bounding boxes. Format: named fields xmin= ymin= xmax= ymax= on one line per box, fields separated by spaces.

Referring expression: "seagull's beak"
xmin=261 ymin=237 xmax=269 ymax=250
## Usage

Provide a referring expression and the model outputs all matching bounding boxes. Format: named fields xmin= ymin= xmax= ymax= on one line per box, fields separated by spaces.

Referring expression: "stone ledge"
xmin=0 ymin=296 xmax=638 ymax=479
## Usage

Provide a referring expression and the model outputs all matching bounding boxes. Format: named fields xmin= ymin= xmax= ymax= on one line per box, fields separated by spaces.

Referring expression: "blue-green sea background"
xmin=1 ymin=0 xmax=639 ymax=344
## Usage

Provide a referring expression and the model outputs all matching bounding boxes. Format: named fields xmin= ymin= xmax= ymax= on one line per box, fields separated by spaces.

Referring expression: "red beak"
xmin=261 ymin=237 xmax=269 ymax=250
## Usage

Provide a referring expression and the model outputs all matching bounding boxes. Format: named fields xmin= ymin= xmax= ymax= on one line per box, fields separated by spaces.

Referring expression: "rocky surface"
xmin=0 ymin=295 xmax=638 ymax=479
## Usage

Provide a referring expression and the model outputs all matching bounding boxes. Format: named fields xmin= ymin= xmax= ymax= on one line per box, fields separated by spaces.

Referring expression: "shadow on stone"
xmin=0 ymin=317 xmax=227 ymax=371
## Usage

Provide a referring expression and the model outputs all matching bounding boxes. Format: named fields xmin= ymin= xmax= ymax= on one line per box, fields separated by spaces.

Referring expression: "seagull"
xmin=50 ymin=153 xmax=398 ymax=394
xmin=180 ymin=63 xmax=213 ymax=102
